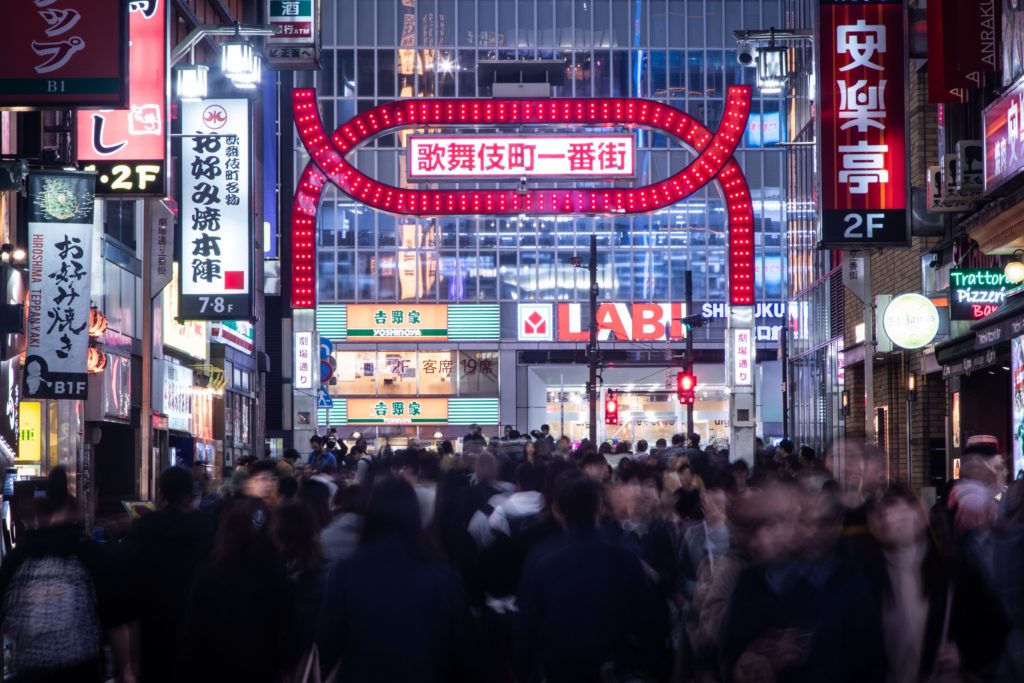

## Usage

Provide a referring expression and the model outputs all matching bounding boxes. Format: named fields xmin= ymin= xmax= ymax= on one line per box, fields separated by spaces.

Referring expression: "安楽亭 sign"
xmin=24 ymin=171 xmax=96 ymax=400
xmin=818 ymin=0 xmax=909 ymax=248
xmin=179 ymin=99 xmax=253 ymax=320
xmin=0 ymin=0 xmax=127 ymax=107
xmin=949 ymin=269 xmax=1010 ymax=321
xmin=77 ymin=0 xmax=166 ymax=196
xmin=407 ymin=135 xmax=636 ymax=180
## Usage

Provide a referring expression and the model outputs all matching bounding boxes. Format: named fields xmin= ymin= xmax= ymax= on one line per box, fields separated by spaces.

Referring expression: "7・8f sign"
xmin=818 ymin=0 xmax=909 ymax=248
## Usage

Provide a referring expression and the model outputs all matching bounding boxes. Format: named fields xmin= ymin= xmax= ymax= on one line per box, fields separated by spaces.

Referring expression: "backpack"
xmin=2 ymin=554 xmax=102 ymax=672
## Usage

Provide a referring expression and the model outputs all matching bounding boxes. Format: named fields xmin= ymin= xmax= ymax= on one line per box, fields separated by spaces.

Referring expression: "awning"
xmin=941 ymin=347 xmax=999 ymax=380
xmin=970 ymin=289 xmax=1024 ymax=350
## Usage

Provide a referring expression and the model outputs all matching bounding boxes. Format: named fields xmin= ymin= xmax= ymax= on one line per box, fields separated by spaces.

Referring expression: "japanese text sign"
xmin=77 ymin=0 xmax=166 ymax=196
xmin=984 ymin=74 xmax=1024 ymax=194
xmin=407 ymin=135 xmax=636 ymax=181
xmin=0 ymin=0 xmax=127 ymax=107
xmin=818 ymin=0 xmax=909 ymax=248
xmin=294 ymin=332 xmax=313 ymax=389
xmin=345 ymin=398 xmax=449 ymax=425
xmin=24 ymin=171 xmax=96 ymax=400
xmin=732 ymin=329 xmax=754 ymax=386
xmin=179 ymin=99 xmax=253 ymax=320
xmin=346 ymin=305 xmax=449 ymax=341
xmin=266 ymin=0 xmax=320 ymax=69
xmin=949 ymin=269 xmax=1010 ymax=321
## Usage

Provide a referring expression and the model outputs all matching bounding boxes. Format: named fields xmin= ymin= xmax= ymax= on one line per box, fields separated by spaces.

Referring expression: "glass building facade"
xmin=293 ymin=0 xmax=797 ymax=442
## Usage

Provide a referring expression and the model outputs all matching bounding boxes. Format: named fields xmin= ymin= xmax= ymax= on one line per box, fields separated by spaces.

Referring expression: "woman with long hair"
xmin=866 ymin=484 xmax=1010 ymax=682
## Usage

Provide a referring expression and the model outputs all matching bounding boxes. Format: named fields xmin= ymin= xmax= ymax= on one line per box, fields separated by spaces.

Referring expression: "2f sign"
xmin=844 ymin=213 xmax=884 ymax=239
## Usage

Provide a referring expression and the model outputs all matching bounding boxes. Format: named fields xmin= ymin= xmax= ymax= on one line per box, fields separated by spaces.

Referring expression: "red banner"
xmin=76 ymin=0 xmax=166 ymax=195
xmin=0 ymin=0 xmax=127 ymax=107
xmin=928 ymin=0 xmax=999 ymax=103
xmin=819 ymin=0 xmax=908 ymax=248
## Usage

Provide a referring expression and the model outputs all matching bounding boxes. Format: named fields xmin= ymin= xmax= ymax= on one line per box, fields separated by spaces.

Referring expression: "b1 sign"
xmin=984 ymin=74 xmax=1024 ymax=194
xmin=818 ymin=0 xmax=909 ymax=248
xmin=179 ymin=99 xmax=252 ymax=321
xmin=407 ymin=135 xmax=635 ymax=180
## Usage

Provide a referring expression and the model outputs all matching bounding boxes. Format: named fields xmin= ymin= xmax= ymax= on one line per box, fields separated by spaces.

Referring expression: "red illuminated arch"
xmin=292 ymin=88 xmax=755 ymax=308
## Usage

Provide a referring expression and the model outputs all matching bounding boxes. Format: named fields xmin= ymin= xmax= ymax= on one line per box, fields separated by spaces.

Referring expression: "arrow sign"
xmin=320 ymin=336 xmax=333 ymax=360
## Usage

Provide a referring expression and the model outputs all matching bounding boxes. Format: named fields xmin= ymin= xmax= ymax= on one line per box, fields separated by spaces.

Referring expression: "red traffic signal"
xmin=604 ymin=391 xmax=619 ymax=425
xmin=677 ymin=372 xmax=697 ymax=404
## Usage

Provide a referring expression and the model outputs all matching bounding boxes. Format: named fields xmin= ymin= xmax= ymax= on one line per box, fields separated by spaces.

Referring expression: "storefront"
xmin=211 ymin=320 xmax=256 ymax=470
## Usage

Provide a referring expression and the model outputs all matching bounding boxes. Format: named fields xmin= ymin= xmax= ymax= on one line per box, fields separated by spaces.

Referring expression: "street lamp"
xmin=176 ymin=63 xmax=209 ymax=101
xmin=221 ymin=37 xmax=261 ymax=89
xmin=1005 ymin=250 xmax=1024 ymax=284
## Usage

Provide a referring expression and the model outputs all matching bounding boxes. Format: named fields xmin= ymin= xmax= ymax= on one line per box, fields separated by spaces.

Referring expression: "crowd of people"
xmin=0 ymin=424 xmax=1022 ymax=683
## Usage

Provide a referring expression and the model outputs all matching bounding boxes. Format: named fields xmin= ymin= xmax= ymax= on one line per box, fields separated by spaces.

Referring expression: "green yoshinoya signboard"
xmin=317 ymin=398 xmax=499 ymax=426
xmin=317 ymin=305 xmax=499 ymax=341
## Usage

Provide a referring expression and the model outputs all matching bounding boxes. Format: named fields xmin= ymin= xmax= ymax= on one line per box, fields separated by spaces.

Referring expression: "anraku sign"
xmin=818 ymin=0 xmax=909 ymax=248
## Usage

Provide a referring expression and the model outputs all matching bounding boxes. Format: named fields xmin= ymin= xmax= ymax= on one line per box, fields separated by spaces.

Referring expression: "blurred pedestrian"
xmin=317 ymin=477 xmax=484 ymax=681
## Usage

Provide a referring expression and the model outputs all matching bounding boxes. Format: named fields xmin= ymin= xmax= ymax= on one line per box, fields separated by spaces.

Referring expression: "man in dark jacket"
xmin=126 ymin=466 xmax=213 ymax=683
xmin=516 ymin=474 xmax=665 ymax=683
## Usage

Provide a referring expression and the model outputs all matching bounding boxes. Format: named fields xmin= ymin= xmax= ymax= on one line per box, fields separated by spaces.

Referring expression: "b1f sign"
xmin=818 ymin=0 xmax=909 ymax=248
xmin=179 ymin=99 xmax=253 ymax=321
xmin=294 ymin=332 xmax=314 ymax=389
xmin=407 ymin=135 xmax=636 ymax=180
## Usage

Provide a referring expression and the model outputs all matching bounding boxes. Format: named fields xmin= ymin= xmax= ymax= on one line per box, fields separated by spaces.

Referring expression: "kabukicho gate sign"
xmin=290 ymin=87 xmax=755 ymax=309
xmin=290 ymin=87 xmax=760 ymax=464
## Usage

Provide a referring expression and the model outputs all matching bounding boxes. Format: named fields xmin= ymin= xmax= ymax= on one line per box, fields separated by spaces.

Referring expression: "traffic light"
xmin=604 ymin=391 xmax=619 ymax=425
xmin=677 ymin=371 xmax=697 ymax=404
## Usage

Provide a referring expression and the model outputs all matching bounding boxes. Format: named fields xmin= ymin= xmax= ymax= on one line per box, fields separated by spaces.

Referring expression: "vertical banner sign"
xmin=76 ymin=0 xmax=167 ymax=196
xmin=818 ymin=0 xmax=909 ymax=248
xmin=266 ymin=0 xmax=321 ymax=69
xmin=294 ymin=332 xmax=313 ymax=389
xmin=24 ymin=172 xmax=96 ymax=400
xmin=179 ymin=99 xmax=253 ymax=320
xmin=0 ymin=0 xmax=127 ymax=107
xmin=732 ymin=329 xmax=754 ymax=386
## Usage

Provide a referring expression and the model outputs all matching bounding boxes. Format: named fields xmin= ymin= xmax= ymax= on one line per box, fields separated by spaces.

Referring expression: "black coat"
xmin=316 ymin=537 xmax=484 ymax=682
xmin=125 ymin=505 xmax=214 ymax=683
xmin=515 ymin=528 xmax=666 ymax=683
xmin=720 ymin=553 xmax=885 ymax=683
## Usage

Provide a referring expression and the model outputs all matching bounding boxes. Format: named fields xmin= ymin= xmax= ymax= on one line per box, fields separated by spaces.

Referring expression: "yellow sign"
xmin=345 ymin=398 xmax=449 ymax=424
xmin=18 ymin=401 xmax=42 ymax=462
xmin=346 ymin=305 xmax=448 ymax=341
xmin=163 ymin=263 xmax=208 ymax=360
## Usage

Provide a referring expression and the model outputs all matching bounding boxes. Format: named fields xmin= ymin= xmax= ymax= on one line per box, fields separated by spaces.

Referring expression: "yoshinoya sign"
xmin=949 ymin=269 xmax=1010 ymax=321
xmin=77 ymin=0 xmax=167 ymax=196
xmin=24 ymin=171 xmax=96 ymax=400
xmin=345 ymin=398 xmax=449 ymax=425
xmin=407 ymin=135 xmax=636 ymax=180
xmin=882 ymin=293 xmax=940 ymax=349
xmin=0 ymin=0 xmax=127 ymax=107
xmin=318 ymin=304 xmax=500 ymax=342
xmin=818 ymin=0 xmax=909 ymax=248
xmin=520 ymin=302 xmax=786 ymax=343
xmin=179 ymin=99 xmax=253 ymax=320
xmin=984 ymin=72 xmax=1024 ymax=194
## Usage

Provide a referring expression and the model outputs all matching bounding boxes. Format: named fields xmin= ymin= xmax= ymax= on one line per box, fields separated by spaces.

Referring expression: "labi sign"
xmin=949 ymin=268 xmax=1010 ymax=321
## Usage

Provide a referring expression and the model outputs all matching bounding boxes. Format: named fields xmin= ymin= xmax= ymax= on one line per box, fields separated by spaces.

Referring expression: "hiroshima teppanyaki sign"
xmin=291 ymin=89 xmax=755 ymax=308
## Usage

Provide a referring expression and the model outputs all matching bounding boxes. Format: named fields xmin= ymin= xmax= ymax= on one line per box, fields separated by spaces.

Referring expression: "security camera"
xmin=517 ymin=176 xmax=528 ymax=195
xmin=929 ymin=257 xmax=940 ymax=269
xmin=737 ymin=41 xmax=758 ymax=67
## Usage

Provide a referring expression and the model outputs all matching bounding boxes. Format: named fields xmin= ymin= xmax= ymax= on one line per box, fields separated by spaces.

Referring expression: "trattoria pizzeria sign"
xmin=407 ymin=135 xmax=636 ymax=180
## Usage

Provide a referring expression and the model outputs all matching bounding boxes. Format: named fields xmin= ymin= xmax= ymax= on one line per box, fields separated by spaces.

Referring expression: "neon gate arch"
xmin=291 ymin=86 xmax=755 ymax=308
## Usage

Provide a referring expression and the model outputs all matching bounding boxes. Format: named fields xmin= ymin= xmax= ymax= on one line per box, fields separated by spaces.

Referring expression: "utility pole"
xmin=780 ymin=325 xmax=789 ymax=441
xmin=685 ymin=269 xmax=694 ymax=437
xmin=587 ymin=234 xmax=598 ymax=447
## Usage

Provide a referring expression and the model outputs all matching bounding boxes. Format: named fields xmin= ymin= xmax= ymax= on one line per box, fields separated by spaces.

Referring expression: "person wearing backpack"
xmin=0 ymin=467 xmax=134 ymax=683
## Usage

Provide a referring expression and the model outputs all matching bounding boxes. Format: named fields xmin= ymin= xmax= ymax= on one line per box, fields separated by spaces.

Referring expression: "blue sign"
xmin=746 ymin=112 xmax=783 ymax=148
xmin=317 ymin=389 xmax=334 ymax=409
xmin=320 ymin=337 xmax=333 ymax=360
